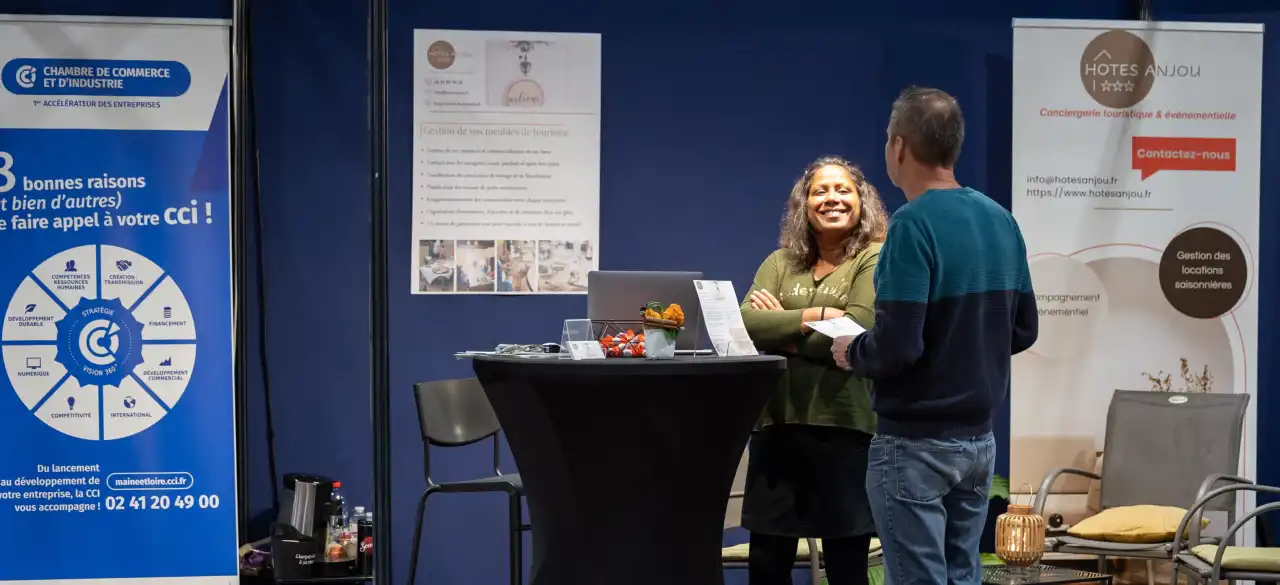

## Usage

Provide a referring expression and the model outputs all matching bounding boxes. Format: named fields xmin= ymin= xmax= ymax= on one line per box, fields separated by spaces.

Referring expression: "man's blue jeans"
xmin=866 ymin=432 xmax=996 ymax=585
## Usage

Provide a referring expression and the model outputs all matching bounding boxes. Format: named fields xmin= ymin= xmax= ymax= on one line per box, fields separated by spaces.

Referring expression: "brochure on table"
xmin=693 ymin=280 xmax=757 ymax=357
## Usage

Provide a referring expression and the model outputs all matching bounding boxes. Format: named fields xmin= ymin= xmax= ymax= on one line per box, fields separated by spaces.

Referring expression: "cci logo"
xmin=15 ymin=64 xmax=36 ymax=89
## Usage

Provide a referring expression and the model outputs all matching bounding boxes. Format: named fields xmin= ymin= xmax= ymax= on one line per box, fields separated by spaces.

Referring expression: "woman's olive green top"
xmin=739 ymin=244 xmax=881 ymax=434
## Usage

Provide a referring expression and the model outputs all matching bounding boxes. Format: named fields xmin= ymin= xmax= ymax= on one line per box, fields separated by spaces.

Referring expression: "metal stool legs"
xmin=509 ymin=493 xmax=523 ymax=585
xmin=407 ymin=487 xmax=436 ymax=585
xmin=407 ymin=487 xmax=526 ymax=585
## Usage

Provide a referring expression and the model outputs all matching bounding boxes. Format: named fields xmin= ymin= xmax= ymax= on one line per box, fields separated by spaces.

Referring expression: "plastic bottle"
xmin=350 ymin=505 xmax=365 ymax=536
xmin=326 ymin=482 xmax=349 ymax=561
xmin=343 ymin=504 xmax=364 ymax=560
xmin=331 ymin=482 xmax=348 ymax=527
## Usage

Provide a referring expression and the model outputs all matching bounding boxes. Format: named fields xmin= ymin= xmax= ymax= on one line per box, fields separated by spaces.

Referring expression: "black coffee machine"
xmin=272 ymin=473 xmax=343 ymax=580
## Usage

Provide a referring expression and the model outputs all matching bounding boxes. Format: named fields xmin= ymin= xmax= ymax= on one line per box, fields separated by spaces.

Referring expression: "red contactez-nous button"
xmin=1131 ymin=136 xmax=1236 ymax=180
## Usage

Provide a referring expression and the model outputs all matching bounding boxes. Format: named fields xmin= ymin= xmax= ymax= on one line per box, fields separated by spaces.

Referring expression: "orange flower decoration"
xmin=661 ymin=304 xmax=685 ymax=327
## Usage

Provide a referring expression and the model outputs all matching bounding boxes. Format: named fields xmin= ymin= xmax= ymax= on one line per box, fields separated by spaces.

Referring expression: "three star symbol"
xmin=1100 ymin=80 xmax=1137 ymax=92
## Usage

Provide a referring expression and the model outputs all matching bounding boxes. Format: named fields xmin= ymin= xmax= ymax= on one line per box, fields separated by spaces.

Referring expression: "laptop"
xmin=587 ymin=271 xmax=712 ymax=353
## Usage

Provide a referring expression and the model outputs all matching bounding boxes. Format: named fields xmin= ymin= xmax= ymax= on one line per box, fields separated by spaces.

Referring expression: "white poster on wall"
xmin=1011 ymin=18 xmax=1262 ymax=542
xmin=411 ymin=29 xmax=602 ymax=294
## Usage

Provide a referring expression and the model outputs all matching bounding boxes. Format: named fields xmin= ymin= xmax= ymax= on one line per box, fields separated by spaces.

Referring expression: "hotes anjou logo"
xmin=1079 ymin=29 xmax=1201 ymax=109
xmin=426 ymin=40 xmax=475 ymax=70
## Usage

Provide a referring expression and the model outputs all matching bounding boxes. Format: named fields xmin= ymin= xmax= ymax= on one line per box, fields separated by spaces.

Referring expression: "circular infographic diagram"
xmin=1 ymin=244 xmax=196 ymax=440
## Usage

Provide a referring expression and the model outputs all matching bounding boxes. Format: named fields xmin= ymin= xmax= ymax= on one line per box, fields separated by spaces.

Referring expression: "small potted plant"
xmin=641 ymin=302 xmax=684 ymax=360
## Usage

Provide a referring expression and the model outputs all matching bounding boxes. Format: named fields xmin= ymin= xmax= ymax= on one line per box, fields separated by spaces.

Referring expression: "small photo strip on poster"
xmin=417 ymin=239 xmax=457 ymax=293
xmin=534 ymin=240 xmax=592 ymax=293
xmin=417 ymin=239 xmax=594 ymax=294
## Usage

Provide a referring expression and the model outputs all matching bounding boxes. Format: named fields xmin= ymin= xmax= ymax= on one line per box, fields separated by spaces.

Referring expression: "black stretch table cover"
xmin=472 ymin=354 xmax=786 ymax=585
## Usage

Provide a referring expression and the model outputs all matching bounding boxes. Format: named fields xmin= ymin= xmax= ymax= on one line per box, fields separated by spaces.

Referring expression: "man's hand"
xmin=832 ymin=335 xmax=854 ymax=371
xmin=749 ymin=289 xmax=784 ymax=311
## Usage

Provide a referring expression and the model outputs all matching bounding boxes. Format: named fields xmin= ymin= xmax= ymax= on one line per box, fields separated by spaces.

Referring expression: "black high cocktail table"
xmin=471 ymin=354 xmax=786 ymax=585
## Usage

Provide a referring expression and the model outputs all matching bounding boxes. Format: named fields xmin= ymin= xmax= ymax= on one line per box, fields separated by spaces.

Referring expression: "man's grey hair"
xmin=887 ymin=86 xmax=965 ymax=169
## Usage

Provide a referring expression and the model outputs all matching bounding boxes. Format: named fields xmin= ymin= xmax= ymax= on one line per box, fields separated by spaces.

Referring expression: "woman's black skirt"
xmin=741 ymin=423 xmax=876 ymax=539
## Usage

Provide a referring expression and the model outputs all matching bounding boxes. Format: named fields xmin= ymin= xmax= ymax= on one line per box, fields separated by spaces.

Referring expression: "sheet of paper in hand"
xmin=804 ymin=317 xmax=865 ymax=339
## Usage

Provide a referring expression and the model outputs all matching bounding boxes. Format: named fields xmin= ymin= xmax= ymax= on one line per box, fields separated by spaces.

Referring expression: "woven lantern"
xmin=994 ymin=497 xmax=1046 ymax=567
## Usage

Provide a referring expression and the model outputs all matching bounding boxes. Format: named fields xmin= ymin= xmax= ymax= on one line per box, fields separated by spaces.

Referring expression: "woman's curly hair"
xmin=779 ymin=155 xmax=889 ymax=272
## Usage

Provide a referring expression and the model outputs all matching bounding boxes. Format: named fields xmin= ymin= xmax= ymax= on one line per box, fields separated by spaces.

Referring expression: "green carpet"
xmin=823 ymin=553 xmax=1004 ymax=585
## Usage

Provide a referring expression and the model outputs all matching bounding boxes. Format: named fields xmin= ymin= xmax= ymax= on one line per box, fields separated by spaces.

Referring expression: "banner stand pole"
xmin=369 ymin=0 xmax=393 ymax=584
xmin=1134 ymin=0 xmax=1152 ymax=20
xmin=231 ymin=0 xmax=251 ymax=544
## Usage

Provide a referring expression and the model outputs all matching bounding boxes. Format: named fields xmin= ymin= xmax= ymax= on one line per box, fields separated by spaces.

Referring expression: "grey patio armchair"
xmin=1171 ymin=481 xmax=1280 ymax=585
xmin=1031 ymin=390 xmax=1250 ymax=584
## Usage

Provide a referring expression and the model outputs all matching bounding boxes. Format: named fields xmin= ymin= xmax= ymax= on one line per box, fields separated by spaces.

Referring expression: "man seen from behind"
xmin=831 ymin=86 xmax=1039 ymax=585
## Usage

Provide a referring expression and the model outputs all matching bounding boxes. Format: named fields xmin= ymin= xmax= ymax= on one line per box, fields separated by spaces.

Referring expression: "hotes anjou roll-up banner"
xmin=0 ymin=15 xmax=238 ymax=585
xmin=1011 ymin=18 xmax=1263 ymax=545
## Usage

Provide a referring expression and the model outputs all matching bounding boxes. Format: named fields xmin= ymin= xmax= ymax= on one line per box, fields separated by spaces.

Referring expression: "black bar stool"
xmin=406 ymin=378 xmax=529 ymax=585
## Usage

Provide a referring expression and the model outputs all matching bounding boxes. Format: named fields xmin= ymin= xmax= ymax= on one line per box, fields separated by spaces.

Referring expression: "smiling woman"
xmin=737 ymin=156 xmax=889 ymax=585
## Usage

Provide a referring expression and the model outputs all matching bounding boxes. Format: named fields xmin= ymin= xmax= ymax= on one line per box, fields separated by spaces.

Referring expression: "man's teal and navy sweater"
xmin=847 ymin=187 xmax=1038 ymax=439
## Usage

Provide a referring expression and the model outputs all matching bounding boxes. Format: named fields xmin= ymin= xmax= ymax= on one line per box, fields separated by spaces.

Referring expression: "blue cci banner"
xmin=0 ymin=16 xmax=237 ymax=585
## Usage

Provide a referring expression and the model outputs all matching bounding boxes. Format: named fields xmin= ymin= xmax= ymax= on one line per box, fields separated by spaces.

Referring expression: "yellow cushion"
xmin=1191 ymin=545 xmax=1280 ymax=571
xmin=1066 ymin=505 xmax=1207 ymax=543
xmin=720 ymin=538 xmax=882 ymax=562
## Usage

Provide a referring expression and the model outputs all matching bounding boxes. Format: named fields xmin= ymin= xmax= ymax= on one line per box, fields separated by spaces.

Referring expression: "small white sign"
xmin=566 ymin=340 xmax=605 ymax=361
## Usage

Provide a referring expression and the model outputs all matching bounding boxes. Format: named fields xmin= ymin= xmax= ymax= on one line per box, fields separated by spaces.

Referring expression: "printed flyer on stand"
xmin=411 ymin=29 xmax=602 ymax=295
xmin=0 ymin=15 xmax=238 ymax=584
xmin=1010 ymin=18 xmax=1263 ymax=543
